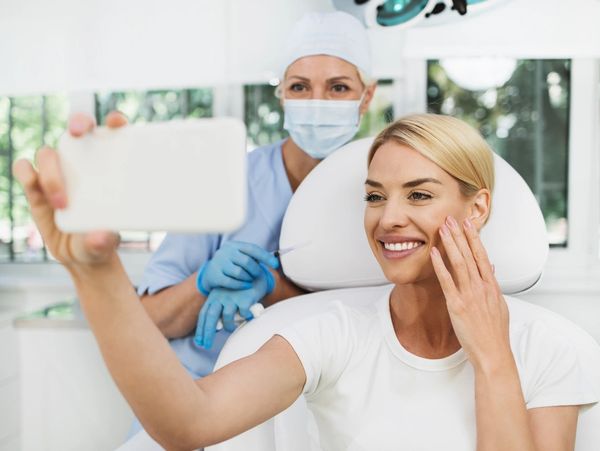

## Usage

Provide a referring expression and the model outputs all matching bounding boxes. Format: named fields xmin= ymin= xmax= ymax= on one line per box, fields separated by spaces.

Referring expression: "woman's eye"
xmin=408 ymin=191 xmax=432 ymax=201
xmin=364 ymin=193 xmax=384 ymax=203
xmin=290 ymin=83 xmax=307 ymax=92
xmin=331 ymin=84 xmax=349 ymax=93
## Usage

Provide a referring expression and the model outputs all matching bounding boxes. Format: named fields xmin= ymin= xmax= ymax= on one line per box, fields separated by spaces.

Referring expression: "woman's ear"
xmin=360 ymin=83 xmax=377 ymax=115
xmin=469 ymin=189 xmax=491 ymax=229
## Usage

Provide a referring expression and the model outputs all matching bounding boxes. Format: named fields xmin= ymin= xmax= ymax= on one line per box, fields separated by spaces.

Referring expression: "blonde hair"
xmin=368 ymin=113 xmax=495 ymax=201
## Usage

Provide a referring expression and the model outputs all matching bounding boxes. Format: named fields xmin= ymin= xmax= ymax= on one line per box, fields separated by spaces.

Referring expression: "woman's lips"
xmin=379 ymin=240 xmax=425 ymax=260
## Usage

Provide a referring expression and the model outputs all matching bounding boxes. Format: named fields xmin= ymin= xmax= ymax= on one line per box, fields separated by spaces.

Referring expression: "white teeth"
xmin=383 ymin=241 xmax=422 ymax=251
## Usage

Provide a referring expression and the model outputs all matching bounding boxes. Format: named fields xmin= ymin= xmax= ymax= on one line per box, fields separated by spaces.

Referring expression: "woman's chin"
xmin=380 ymin=263 xmax=436 ymax=287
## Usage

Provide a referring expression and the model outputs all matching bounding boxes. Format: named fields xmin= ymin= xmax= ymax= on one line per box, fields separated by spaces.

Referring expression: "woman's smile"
xmin=378 ymin=236 xmax=426 ymax=260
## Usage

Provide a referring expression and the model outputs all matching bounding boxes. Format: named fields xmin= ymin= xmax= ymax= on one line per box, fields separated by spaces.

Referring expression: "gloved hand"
xmin=194 ymin=263 xmax=274 ymax=349
xmin=196 ymin=241 xmax=279 ymax=295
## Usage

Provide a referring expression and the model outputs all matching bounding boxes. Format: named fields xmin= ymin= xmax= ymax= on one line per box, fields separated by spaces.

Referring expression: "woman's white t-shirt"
xmin=277 ymin=288 xmax=598 ymax=451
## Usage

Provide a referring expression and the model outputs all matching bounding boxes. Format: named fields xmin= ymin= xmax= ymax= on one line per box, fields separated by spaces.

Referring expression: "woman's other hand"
xmin=430 ymin=215 xmax=512 ymax=372
xmin=12 ymin=111 xmax=127 ymax=268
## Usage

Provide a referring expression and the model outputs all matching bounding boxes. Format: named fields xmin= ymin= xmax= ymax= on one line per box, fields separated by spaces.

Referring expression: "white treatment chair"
xmin=208 ymin=138 xmax=600 ymax=451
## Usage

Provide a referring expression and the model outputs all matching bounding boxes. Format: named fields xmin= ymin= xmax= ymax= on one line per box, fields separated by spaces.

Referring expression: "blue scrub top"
xmin=137 ymin=140 xmax=293 ymax=379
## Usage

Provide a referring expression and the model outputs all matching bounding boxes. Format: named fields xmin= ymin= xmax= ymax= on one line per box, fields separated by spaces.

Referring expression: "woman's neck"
xmin=389 ymin=280 xmax=461 ymax=359
xmin=281 ymin=138 xmax=320 ymax=192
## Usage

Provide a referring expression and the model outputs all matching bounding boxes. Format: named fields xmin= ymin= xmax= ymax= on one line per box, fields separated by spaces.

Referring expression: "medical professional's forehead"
xmin=285 ymin=55 xmax=361 ymax=81
xmin=367 ymin=142 xmax=451 ymax=186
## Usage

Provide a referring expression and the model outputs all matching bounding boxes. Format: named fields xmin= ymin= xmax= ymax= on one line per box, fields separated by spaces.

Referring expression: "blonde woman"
xmin=14 ymin=114 xmax=597 ymax=450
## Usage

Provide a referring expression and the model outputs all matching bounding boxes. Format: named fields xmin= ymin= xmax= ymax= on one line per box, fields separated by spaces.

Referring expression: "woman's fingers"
xmin=13 ymin=158 xmax=61 ymax=244
xmin=68 ymin=111 xmax=127 ymax=137
xmin=36 ymin=147 xmax=67 ymax=209
xmin=14 ymin=153 xmax=118 ymax=266
xmin=445 ymin=216 xmax=481 ymax=282
xmin=438 ymin=221 xmax=471 ymax=290
xmin=105 ymin=111 xmax=128 ymax=129
xmin=430 ymin=246 xmax=459 ymax=300
xmin=202 ymin=297 xmax=223 ymax=349
xmin=13 ymin=159 xmax=44 ymax=207
xmin=462 ymin=218 xmax=495 ymax=284
xmin=68 ymin=112 xmax=96 ymax=137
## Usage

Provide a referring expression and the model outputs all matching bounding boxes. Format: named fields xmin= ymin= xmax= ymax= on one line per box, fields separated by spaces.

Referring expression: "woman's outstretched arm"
xmin=73 ymin=261 xmax=304 ymax=449
xmin=13 ymin=139 xmax=305 ymax=450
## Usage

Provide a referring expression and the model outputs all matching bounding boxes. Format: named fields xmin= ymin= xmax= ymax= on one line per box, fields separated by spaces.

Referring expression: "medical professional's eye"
xmin=289 ymin=83 xmax=308 ymax=92
xmin=331 ymin=83 xmax=349 ymax=93
xmin=364 ymin=193 xmax=385 ymax=203
xmin=408 ymin=191 xmax=432 ymax=201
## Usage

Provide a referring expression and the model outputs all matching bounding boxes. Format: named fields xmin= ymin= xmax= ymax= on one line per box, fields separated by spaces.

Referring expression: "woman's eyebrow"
xmin=286 ymin=75 xmax=310 ymax=82
xmin=327 ymin=76 xmax=353 ymax=82
xmin=365 ymin=179 xmax=383 ymax=188
xmin=402 ymin=178 xmax=442 ymax=188
xmin=365 ymin=177 xmax=442 ymax=188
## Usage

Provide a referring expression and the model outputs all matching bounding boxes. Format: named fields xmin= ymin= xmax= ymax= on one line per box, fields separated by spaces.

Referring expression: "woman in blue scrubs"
xmin=134 ymin=10 xmax=377 ymax=385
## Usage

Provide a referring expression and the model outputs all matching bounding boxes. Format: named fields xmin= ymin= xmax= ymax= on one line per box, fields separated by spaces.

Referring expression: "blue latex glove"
xmin=194 ymin=263 xmax=274 ymax=349
xmin=196 ymin=240 xmax=279 ymax=295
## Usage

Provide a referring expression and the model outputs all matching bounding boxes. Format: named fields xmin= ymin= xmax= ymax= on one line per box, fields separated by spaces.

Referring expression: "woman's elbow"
xmin=150 ymin=419 xmax=217 ymax=451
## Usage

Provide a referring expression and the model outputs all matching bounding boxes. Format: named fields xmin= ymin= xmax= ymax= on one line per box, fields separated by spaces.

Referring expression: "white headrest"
xmin=280 ymin=137 xmax=549 ymax=294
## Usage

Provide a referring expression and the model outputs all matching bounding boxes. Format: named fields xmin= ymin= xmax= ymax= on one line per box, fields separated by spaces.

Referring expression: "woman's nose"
xmin=311 ymin=87 xmax=326 ymax=100
xmin=380 ymin=202 xmax=410 ymax=230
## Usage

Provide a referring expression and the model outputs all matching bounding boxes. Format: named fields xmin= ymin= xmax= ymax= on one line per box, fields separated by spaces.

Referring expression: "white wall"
xmin=2 ymin=0 xmax=600 ymax=95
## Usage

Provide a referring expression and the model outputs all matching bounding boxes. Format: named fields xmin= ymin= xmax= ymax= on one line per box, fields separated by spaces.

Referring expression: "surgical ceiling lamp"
xmin=332 ymin=0 xmax=506 ymax=29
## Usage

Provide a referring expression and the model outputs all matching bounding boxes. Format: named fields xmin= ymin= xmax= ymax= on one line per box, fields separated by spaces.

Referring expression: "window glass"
xmin=0 ymin=95 xmax=69 ymax=262
xmin=356 ymin=79 xmax=394 ymax=139
xmin=427 ymin=59 xmax=570 ymax=246
xmin=95 ymin=89 xmax=212 ymax=124
xmin=244 ymin=84 xmax=286 ymax=150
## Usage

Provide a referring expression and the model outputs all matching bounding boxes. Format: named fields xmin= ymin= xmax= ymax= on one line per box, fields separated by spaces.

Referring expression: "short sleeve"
xmin=136 ymin=233 xmax=219 ymax=295
xmin=276 ymin=301 xmax=353 ymax=399
xmin=516 ymin=321 xmax=600 ymax=409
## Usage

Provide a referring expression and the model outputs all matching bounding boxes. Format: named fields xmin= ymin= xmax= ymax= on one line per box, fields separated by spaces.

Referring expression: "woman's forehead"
xmin=285 ymin=55 xmax=361 ymax=80
xmin=368 ymin=142 xmax=450 ymax=184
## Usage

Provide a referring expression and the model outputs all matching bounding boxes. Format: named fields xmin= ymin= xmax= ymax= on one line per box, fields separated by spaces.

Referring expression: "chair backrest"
xmin=208 ymin=138 xmax=599 ymax=451
xmin=279 ymin=137 xmax=548 ymax=294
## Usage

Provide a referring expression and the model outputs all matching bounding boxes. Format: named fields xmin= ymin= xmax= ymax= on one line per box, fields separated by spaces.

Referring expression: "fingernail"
xmin=464 ymin=218 xmax=473 ymax=229
xmin=431 ymin=247 xmax=440 ymax=258
xmin=440 ymin=224 xmax=450 ymax=237
xmin=69 ymin=120 xmax=86 ymax=136
xmin=446 ymin=216 xmax=458 ymax=230
xmin=51 ymin=193 xmax=66 ymax=209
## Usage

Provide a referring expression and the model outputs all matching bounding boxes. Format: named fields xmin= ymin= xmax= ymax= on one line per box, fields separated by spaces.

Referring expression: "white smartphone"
xmin=55 ymin=118 xmax=247 ymax=233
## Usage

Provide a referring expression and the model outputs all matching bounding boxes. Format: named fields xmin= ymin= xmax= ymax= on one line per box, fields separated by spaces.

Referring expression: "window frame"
xmin=537 ymin=58 xmax=600 ymax=293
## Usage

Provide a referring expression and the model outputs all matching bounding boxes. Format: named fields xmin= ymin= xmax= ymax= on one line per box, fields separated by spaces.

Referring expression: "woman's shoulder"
xmin=246 ymin=140 xmax=285 ymax=172
xmin=505 ymin=296 xmax=598 ymax=350
xmin=505 ymin=296 xmax=600 ymax=407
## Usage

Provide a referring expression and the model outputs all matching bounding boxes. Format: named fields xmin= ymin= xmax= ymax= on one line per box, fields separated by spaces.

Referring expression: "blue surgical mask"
xmin=283 ymin=96 xmax=363 ymax=159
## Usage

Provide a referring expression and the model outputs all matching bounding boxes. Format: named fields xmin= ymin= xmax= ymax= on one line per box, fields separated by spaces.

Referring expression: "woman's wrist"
xmin=67 ymin=251 xmax=125 ymax=288
xmin=471 ymin=347 xmax=517 ymax=378
xmin=262 ymin=268 xmax=305 ymax=307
